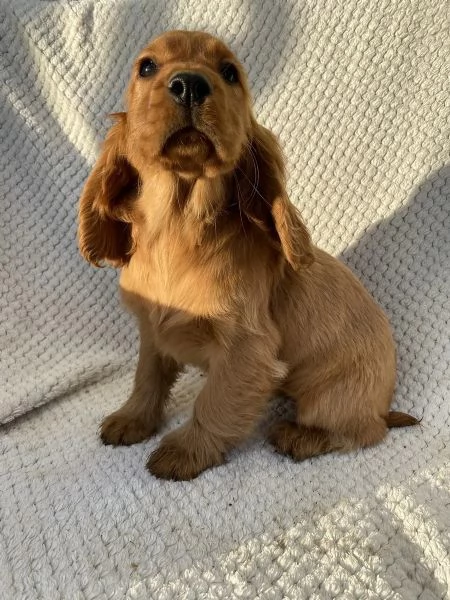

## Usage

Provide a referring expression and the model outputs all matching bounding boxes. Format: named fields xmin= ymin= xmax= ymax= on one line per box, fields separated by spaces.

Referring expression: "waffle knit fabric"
xmin=1 ymin=1 xmax=449 ymax=598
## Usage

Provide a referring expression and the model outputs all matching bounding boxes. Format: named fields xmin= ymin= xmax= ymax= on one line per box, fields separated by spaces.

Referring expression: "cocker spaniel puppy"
xmin=78 ymin=30 xmax=418 ymax=480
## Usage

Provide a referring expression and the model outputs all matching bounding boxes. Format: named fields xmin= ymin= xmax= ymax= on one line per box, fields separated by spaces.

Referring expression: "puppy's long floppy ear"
xmin=240 ymin=120 xmax=313 ymax=270
xmin=78 ymin=113 xmax=139 ymax=267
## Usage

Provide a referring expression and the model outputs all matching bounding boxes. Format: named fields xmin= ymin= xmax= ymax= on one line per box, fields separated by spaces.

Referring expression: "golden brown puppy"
xmin=78 ymin=30 xmax=418 ymax=480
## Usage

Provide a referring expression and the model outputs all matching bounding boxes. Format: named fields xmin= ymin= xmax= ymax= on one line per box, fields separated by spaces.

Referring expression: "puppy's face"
xmin=79 ymin=30 xmax=313 ymax=270
xmin=126 ymin=31 xmax=252 ymax=178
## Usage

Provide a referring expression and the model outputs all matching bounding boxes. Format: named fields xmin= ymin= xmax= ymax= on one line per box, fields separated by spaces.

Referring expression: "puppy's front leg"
xmin=147 ymin=333 xmax=285 ymax=480
xmin=101 ymin=316 xmax=180 ymax=445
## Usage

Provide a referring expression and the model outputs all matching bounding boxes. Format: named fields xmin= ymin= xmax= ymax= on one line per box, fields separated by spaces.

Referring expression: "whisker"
xmin=247 ymin=143 xmax=260 ymax=197
xmin=236 ymin=140 xmax=271 ymax=209
xmin=233 ymin=172 xmax=248 ymax=238
xmin=235 ymin=164 xmax=271 ymax=207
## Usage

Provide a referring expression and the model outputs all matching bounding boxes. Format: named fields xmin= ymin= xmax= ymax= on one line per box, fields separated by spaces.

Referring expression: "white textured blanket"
xmin=1 ymin=0 xmax=449 ymax=598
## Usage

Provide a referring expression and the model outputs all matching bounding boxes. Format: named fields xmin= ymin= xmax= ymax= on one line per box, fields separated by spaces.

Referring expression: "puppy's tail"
xmin=385 ymin=411 xmax=420 ymax=428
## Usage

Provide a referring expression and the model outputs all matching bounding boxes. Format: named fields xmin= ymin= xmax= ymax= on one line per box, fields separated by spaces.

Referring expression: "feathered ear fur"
xmin=78 ymin=113 xmax=139 ymax=267
xmin=238 ymin=120 xmax=313 ymax=270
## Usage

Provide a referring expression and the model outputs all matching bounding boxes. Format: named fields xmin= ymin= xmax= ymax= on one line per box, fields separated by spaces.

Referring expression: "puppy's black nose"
xmin=168 ymin=72 xmax=211 ymax=107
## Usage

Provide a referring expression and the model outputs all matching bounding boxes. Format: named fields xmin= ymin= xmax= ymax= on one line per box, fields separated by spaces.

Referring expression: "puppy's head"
xmin=78 ymin=31 xmax=313 ymax=270
xmin=127 ymin=30 xmax=251 ymax=178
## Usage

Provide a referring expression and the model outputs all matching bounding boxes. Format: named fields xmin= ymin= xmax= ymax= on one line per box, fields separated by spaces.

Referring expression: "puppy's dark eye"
xmin=220 ymin=62 xmax=239 ymax=84
xmin=139 ymin=58 xmax=158 ymax=78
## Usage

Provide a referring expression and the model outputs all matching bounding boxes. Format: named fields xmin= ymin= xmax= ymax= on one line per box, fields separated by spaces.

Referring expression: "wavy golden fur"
xmin=78 ymin=31 xmax=418 ymax=480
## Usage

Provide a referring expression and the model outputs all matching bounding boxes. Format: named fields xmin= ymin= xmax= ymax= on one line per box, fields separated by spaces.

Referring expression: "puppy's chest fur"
xmin=119 ymin=223 xmax=243 ymax=367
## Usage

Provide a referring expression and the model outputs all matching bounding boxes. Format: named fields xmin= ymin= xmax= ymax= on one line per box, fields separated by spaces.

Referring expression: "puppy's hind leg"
xmin=269 ymin=420 xmax=356 ymax=460
xmin=268 ymin=414 xmax=389 ymax=461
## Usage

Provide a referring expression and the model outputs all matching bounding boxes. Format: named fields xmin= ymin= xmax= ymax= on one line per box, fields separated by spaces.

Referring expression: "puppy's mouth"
xmin=162 ymin=126 xmax=215 ymax=164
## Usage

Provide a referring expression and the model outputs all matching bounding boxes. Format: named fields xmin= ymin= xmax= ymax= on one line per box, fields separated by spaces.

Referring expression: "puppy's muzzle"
xmin=168 ymin=72 xmax=211 ymax=107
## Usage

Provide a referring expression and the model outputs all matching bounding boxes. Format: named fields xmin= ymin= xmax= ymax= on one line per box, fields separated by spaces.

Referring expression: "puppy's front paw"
xmin=100 ymin=411 xmax=158 ymax=446
xmin=147 ymin=429 xmax=224 ymax=480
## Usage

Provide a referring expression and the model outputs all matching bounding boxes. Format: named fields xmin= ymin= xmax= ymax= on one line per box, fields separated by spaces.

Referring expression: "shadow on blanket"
xmin=340 ymin=164 xmax=449 ymax=423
